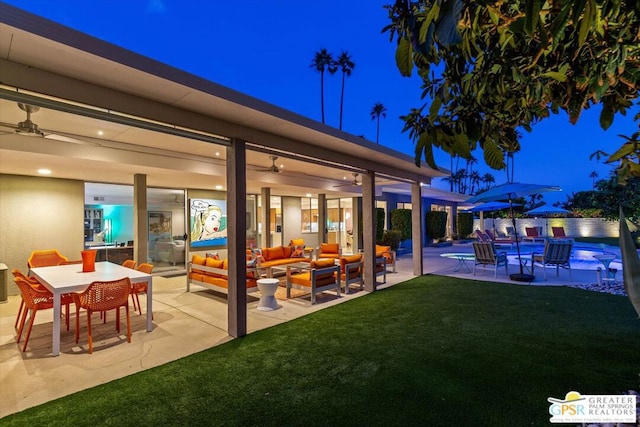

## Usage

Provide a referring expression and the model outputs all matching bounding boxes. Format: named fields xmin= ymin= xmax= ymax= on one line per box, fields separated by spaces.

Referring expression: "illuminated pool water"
xmin=503 ymin=244 xmax=624 ymax=271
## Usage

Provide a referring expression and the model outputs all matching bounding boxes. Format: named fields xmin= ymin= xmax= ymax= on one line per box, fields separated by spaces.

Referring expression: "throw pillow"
xmin=291 ymin=244 xmax=304 ymax=258
xmin=206 ymin=251 xmax=220 ymax=260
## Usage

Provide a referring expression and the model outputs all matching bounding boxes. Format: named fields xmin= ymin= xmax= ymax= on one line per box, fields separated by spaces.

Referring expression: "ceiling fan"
xmin=257 ymin=155 xmax=281 ymax=173
xmin=0 ymin=103 xmax=98 ymax=146
xmin=334 ymin=172 xmax=361 ymax=187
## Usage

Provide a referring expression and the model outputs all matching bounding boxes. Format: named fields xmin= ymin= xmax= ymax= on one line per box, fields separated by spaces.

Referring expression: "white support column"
xmin=411 ymin=181 xmax=424 ymax=276
xmin=133 ymin=174 xmax=147 ymax=264
xmin=318 ymin=193 xmax=327 ymax=245
xmin=361 ymin=171 xmax=376 ymax=292
xmin=260 ymin=187 xmax=271 ymax=248
xmin=227 ymin=139 xmax=247 ymax=338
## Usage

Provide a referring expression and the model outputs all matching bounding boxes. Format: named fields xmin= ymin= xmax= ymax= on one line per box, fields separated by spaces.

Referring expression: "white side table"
xmin=256 ymin=278 xmax=280 ymax=311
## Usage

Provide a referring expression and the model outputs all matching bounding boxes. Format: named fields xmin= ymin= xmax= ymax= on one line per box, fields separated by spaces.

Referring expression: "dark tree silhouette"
xmin=370 ymin=102 xmax=387 ymax=144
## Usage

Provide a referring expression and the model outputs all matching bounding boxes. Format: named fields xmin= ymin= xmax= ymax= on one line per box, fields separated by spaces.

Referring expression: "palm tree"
xmin=336 ymin=51 xmax=355 ymax=130
xmin=370 ymin=102 xmax=387 ymax=144
xmin=468 ymin=171 xmax=482 ymax=195
xmin=589 ymin=171 xmax=598 ymax=189
xmin=481 ymin=173 xmax=495 ymax=192
xmin=464 ymin=156 xmax=477 ymax=193
xmin=310 ymin=49 xmax=336 ymax=124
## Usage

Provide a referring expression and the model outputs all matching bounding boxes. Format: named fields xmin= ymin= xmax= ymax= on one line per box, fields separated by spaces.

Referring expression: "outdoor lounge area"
xmin=1 ymin=4 xmax=637 ymax=424
xmin=0 ymin=243 xmax=626 ymax=418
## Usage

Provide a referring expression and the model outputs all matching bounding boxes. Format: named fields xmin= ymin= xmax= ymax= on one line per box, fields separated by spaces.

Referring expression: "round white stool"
xmin=256 ymin=278 xmax=280 ymax=311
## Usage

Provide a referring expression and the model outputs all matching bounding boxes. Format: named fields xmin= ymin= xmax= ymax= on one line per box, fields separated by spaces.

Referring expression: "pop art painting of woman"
xmin=190 ymin=199 xmax=227 ymax=247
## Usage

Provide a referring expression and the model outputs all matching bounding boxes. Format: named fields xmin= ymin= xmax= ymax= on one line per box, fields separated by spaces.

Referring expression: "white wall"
xmin=474 ymin=217 xmax=619 ymax=238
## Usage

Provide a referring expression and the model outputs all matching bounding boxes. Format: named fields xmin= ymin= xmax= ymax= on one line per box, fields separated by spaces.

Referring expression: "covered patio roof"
xmin=0 ymin=2 xmax=447 ymax=193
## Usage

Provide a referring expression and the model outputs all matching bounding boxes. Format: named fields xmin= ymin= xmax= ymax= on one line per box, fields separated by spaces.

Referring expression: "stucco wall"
xmin=474 ymin=217 xmax=619 ymax=238
xmin=0 ymin=174 xmax=85 ymax=295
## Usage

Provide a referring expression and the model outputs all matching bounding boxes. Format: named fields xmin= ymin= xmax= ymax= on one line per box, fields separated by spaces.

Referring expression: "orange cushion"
xmin=206 ymin=258 xmax=224 ymax=269
xmin=191 ymin=255 xmax=207 ymax=274
xmin=314 ymin=272 xmax=336 ymax=286
xmin=312 ymin=259 xmax=335 ymax=269
xmin=376 ymin=245 xmax=392 ymax=260
xmin=192 ymin=254 xmax=206 ymax=265
xmin=189 ymin=272 xmax=205 ymax=282
xmin=262 ymin=247 xmax=278 ymax=261
xmin=202 ymin=275 xmax=228 ymax=288
xmin=340 ymin=254 xmax=362 ymax=274
xmin=320 ymin=243 xmax=339 ymax=254
xmin=290 ymin=239 xmax=305 ymax=247
xmin=263 ymin=246 xmax=288 ymax=261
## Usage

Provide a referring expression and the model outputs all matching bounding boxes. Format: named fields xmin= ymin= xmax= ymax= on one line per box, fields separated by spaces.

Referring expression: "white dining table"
xmin=30 ymin=261 xmax=152 ymax=356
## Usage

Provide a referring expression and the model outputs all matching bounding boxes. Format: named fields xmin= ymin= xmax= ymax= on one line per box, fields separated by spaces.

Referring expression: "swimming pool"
xmin=502 ymin=243 xmax=624 ymax=271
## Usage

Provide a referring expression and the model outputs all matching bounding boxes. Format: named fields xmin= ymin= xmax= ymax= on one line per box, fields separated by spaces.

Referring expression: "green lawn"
xmin=3 ymin=275 xmax=639 ymax=426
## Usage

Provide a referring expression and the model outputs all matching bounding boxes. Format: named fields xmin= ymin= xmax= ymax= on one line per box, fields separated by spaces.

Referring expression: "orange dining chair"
xmin=27 ymin=249 xmax=69 ymax=271
xmin=12 ymin=269 xmax=44 ymax=328
xmin=12 ymin=269 xmax=72 ymax=331
xmin=74 ymin=277 xmax=132 ymax=354
xmin=131 ymin=263 xmax=153 ymax=316
xmin=14 ymin=277 xmax=73 ymax=352
xmin=122 ymin=259 xmax=137 ymax=269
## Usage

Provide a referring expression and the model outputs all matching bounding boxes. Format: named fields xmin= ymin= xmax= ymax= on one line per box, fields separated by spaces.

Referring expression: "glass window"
xmin=301 ymin=197 xmax=318 ymax=233
xmin=397 ymin=202 xmax=412 ymax=209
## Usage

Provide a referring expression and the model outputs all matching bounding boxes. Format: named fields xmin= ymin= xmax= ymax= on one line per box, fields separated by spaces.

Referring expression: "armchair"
xmin=316 ymin=243 xmax=341 ymax=261
xmin=531 ymin=239 xmax=573 ymax=281
xmin=339 ymin=254 xmax=363 ymax=294
xmin=286 ymin=259 xmax=340 ymax=304
xmin=375 ymin=245 xmax=396 ymax=273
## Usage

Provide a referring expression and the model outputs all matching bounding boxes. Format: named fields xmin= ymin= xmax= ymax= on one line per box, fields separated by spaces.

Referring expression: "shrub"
xmin=382 ymin=229 xmax=402 ymax=250
xmin=425 ymin=211 xmax=447 ymax=241
xmin=376 ymin=208 xmax=385 ymax=243
xmin=390 ymin=209 xmax=412 ymax=241
xmin=456 ymin=212 xmax=474 ymax=239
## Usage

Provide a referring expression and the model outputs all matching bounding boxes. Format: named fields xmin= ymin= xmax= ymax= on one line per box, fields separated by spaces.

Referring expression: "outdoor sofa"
xmin=187 ymin=255 xmax=258 ymax=295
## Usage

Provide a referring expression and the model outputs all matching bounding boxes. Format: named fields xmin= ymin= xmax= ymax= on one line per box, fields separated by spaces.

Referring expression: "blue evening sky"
xmin=4 ymin=0 xmax=638 ymax=205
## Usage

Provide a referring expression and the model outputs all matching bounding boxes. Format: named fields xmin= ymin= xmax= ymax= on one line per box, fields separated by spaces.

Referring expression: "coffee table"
xmin=269 ymin=262 xmax=310 ymax=277
xmin=440 ymin=253 xmax=475 ymax=273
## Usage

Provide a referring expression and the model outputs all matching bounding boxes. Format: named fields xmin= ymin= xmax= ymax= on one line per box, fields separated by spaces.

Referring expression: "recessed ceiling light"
xmin=215 ymin=152 xmax=220 ymax=156
xmin=38 ymin=168 xmax=52 ymax=175
xmin=215 ymin=185 xmax=223 ymax=190
xmin=97 ymin=130 xmax=104 ymax=136
xmin=306 ymin=193 xmax=312 ymax=197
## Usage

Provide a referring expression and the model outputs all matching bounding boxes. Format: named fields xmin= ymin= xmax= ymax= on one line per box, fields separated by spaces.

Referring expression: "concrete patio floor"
xmin=0 ymin=243 xmax=614 ymax=418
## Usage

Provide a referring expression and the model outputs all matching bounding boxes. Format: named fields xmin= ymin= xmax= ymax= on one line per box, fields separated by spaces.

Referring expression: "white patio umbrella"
xmin=467 ymin=182 xmax=562 ymax=282
xmin=524 ymin=204 xmax=570 ymax=237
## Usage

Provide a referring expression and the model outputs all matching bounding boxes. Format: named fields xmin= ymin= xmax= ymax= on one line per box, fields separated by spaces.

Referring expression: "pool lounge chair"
xmin=485 ymin=229 xmax=519 ymax=246
xmin=475 ymin=230 xmax=492 ymax=242
xmin=551 ymin=226 xmax=570 ymax=238
xmin=523 ymin=227 xmax=545 ymax=243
